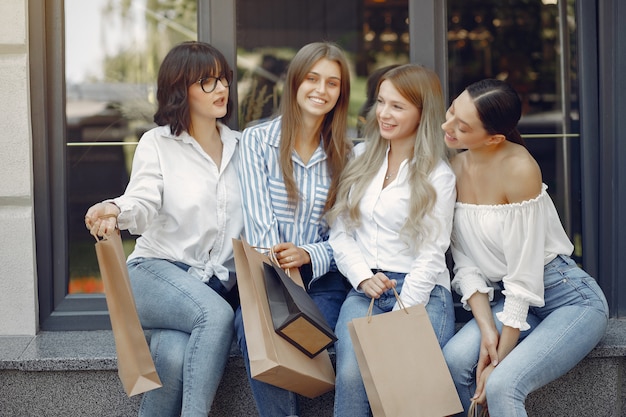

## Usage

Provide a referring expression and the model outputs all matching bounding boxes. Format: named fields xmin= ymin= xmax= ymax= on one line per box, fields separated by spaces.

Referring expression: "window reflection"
xmin=64 ymin=0 xmax=583 ymax=294
xmin=65 ymin=0 xmax=198 ymax=294
xmin=446 ymin=0 xmax=583 ymax=261
xmin=236 ymin=0 xmax=409 ymax=133
xmin=447 ymin=0 xmax=565 ymax=116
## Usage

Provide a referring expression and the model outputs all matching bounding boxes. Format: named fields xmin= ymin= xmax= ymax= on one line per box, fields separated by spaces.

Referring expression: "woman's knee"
xmin=336 ymin=353 xmax=362 ymax=386
xmin=443 ymin=340 xmax=474 ymax=378
xmin=196 ymin=291 xmax=235 ymax=323
xmin=484 ymin=368 xmax=522 ymax=403
xmin=151 ymin=331 xmax=186 ymax=381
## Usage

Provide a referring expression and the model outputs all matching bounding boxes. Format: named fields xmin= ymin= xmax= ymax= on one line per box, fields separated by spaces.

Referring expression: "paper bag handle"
xmin=366 ymin=286 xmax=408 ymax=322
xmin=468 ymin=400 xmax=489 ymax=417
xmin=252 ymin=245 xmax=292 ymax=278
xmin=91 ymin=213 xmax=119 ymax=242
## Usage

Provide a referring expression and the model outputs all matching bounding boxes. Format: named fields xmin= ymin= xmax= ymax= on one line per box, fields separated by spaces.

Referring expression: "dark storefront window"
xmin=446 ymin=0 xmax=583 ymax=261
xmin=32 ymin=0 xmax=201 ymax=330
xmin=235 ymin=0 xmax=409 ymax=135
xmin=35 ymin=0 xmax=597 ymax=329
xmin=65 ymin=0 xmax=198 ymax=296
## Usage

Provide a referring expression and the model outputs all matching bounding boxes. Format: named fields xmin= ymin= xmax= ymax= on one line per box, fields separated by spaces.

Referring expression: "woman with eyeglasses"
xmin=234 ymin=41 xmax=353 ymax=417
xmin=84 ymin=41 xmax=243 ymax=417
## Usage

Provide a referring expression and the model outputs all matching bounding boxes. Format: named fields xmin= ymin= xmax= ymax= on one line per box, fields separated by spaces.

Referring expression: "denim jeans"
xmin=333 ymin=273 xmax=456 ymax=417
xmin=234 ymin=270 xmax=349 ymax=417
xmin=127 ymin=257 xmax=235 ymax=417
xmin=442 ymin=255 xmax=609 ymax=417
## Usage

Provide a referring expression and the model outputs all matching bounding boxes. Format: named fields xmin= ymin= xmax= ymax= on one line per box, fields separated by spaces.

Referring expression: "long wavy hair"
xmin=466 ymin=78 xmax=525 ymax=146
xmin=327 ymin=64 xmax=449 ymax=244
xmin=278 ymin=42 xmax=352 ymax=211
xmin=153 ymin=41 xmax=233 ymax=136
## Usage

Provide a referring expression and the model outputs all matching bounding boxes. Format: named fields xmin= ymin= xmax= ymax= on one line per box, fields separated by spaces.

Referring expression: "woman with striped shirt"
xmin=234 ymin=41 xmax=352 ymax=417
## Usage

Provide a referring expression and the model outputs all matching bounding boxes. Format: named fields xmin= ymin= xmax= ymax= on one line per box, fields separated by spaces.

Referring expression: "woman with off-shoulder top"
xmin=441 ymin=78 xmax=609 ymax=417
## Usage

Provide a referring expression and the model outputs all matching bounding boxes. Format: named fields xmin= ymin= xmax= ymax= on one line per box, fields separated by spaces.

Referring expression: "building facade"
xmin=1 ymin=0 xmax=625 ymax=337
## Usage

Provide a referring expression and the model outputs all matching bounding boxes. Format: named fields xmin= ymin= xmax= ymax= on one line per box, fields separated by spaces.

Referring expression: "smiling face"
xmin=442 ymin=90 xmax=490 ymax=150
xmin=188 ymin=68 xmax=230 ymax=122
xmin=296 ymin=58 xmax=342 ymax=122
xmin=375 ymin=79 xmax=422 ymax=145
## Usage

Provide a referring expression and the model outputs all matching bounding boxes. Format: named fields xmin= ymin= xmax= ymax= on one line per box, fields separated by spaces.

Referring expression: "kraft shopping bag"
xmin=95 ymin=228 xmax=162 ymax=397
xmin=233 ymin=237 xmax=335 ymax=398
xmin=263 ymin=260 xmax=337 ymax=358
xmin=348 ymin=290 xmax=462 ymax=417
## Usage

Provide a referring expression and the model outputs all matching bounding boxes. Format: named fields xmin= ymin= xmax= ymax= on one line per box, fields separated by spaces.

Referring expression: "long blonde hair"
xmin=327 ymin=64 xmax=449 ymax=243
xmin=278 ymin=42 xmax=352 ymax=211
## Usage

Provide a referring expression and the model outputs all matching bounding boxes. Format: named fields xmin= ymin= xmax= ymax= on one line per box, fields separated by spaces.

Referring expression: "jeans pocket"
xmin=580 ymin=277 xmax=609 ymax=317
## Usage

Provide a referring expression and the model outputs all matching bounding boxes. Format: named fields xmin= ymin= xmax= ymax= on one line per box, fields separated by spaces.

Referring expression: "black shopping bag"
xmin=263 ymin=261 xmax=337 ymax=358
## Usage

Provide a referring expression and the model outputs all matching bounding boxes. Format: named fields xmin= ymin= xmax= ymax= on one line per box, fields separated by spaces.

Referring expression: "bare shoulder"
xmin=500 ymin=143 xmax=542 ymax=203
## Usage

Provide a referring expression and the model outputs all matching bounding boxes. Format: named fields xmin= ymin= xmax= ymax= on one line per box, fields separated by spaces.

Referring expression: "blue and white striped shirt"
xmin=239 ymin=116 xmax=334 ymax=284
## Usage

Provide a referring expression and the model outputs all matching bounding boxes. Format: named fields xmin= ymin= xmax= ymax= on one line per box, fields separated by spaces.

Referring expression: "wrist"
xmin=108 ymin=202 xmax=121 ymax=216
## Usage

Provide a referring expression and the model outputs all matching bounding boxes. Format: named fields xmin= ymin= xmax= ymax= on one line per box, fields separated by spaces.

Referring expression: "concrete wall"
xmin=0 ymin=0 xmax=38 ymax=336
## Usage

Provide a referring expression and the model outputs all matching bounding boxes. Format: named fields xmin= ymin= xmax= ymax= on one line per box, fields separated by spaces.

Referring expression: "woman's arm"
xmin=238 ymin=126 xmax=282 ymax=249
xmin=470 ymin=290 xmax=520 ymax=405
xmin=86 ymin=132 xmax=164 ymax=236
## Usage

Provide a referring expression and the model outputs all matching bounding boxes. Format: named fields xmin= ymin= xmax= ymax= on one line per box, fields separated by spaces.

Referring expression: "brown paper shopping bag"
xmin=95 ymin=229 xmax=162 ymax=397
xmin=233 ymin=237 xmax=335 ymax=398
xmin=348 ymin=290 xmax=462 ymax=417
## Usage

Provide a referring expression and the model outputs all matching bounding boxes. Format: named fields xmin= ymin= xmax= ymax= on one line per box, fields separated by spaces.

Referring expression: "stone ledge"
xmin=1 ymin=318 xmax=625 ymax=371
xmin=1 ymin=319 xmax=625 ymax=417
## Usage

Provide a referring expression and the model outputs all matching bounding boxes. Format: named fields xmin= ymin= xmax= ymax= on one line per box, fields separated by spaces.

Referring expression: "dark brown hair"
xmin=153 ymin=41 xmax=233 ymax=135
xmin=466 ymin=78 xmax=525 ymax=146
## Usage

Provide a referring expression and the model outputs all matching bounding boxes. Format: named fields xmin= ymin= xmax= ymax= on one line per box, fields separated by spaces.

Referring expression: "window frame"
xmin=31 ymin=0 xmax=216 ymax=330
xmin=32 ymin=0 xmax=616 ymax=331
xmin=31 ymin=0 xmax=110 ymax=331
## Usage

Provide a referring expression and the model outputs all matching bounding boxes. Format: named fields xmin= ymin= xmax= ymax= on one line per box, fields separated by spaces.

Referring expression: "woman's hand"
xmin=466 ymin=292 xmax=500 ymax=379
xmin=476 ymin=326 xmax=500 ymax=391
xmin=473 ymin=324 xmax=521 ymax=407
xmin=85 ymin=202 xmax=120 ymax=238
xmin=472 ymin=362 xmax=495 ymax=406
xmin=273 ymin=242 xmax=311 ymax=269
xmin=358 ymin=272 xmax=396 ymax=299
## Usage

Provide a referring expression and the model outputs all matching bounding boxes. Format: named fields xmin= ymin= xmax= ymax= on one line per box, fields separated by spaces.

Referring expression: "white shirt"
xmin=329 ymin=142 xmax=457 ymax=309
xmin=450 ymin=184 xmax=574 ymax=330
xmin=112 ymin=123 xmax=244 ymax=290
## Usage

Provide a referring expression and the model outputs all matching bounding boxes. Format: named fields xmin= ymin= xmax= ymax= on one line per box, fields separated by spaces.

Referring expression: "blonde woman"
xmin=235 ymin=41 xmax=352 ymax=417
xmin=327 ymin=64 xmax=457 ymax=417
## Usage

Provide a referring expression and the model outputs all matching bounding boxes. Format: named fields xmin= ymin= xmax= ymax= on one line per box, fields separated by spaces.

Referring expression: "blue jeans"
xmin=127 ymin=257 xmax=235 ymax=417
xmin=442 ymin=255 xmax=609 ymax=417
xmin=333 ymin=273 xmax=456 ymax=417
xmin=234 ymin=270 xmax=349 ymax=417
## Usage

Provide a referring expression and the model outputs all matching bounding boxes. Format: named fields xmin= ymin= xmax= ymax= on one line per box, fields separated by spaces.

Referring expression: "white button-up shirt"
xmin=329 ymin=142 xmax=456 ymax=308
xmin=113 ymin=123 xmax=244 ymax=290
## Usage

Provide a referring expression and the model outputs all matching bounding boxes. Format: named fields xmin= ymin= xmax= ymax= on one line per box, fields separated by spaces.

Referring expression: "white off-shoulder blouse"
xmin=450 ymin=184 xmax=574 ymax=330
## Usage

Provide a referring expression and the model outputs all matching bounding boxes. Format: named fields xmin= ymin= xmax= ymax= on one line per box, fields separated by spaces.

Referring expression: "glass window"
xmin=446 ymin=0 xmax=583 ymax=261
xmin=41 ymin=0 xmax=587 ymax=328
xmin=65 ymin=0 xmax=199 ymax=295
xmin=235 ymin=0 xmax=409 ymax=137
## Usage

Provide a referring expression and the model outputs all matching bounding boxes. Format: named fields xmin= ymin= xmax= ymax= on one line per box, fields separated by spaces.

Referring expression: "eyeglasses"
xmin=195 ymin=73 xmax=231 ymax=93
